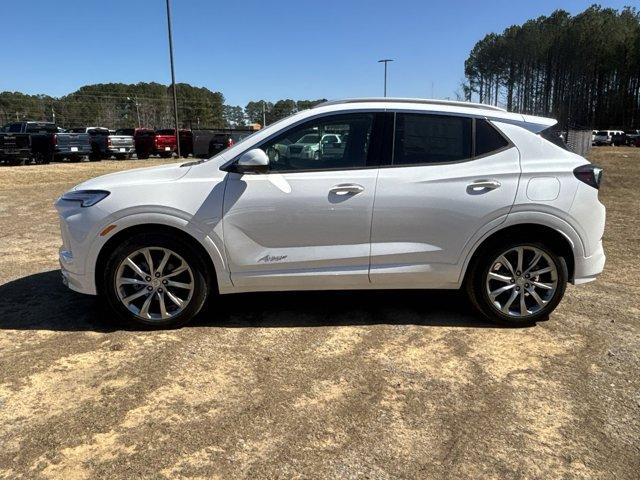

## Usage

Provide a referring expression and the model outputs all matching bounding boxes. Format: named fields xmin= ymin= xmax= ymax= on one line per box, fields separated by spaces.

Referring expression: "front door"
xmin=223 ymin=112 xmax=381 ymax=290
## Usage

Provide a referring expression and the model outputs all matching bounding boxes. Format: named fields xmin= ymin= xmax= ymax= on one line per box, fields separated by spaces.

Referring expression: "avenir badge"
xmin=257 ymin=254 xmax=288 ymax=263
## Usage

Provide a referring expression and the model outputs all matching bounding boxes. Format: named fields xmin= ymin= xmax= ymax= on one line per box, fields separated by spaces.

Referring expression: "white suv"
xmin=55 ymin=98 xmax=606 ymax=328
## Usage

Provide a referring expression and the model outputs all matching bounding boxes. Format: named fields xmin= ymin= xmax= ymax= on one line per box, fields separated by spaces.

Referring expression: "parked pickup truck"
xmin=191 ymin=128 xmax=257 ymax=158
xmin=133 ymin=128 xmax=176 ymax=159
xmin=2 ymin=121 xmax=91 ymax=163
xmin=154 ymin=129 xmax=178 ymax=158
xmin=110 ymin=128 xmax=136 ymax=159
xmin=0 ymin=131 xmax=31 ymax=165
xmin=69 ymin=127 xmax=109 ymax=161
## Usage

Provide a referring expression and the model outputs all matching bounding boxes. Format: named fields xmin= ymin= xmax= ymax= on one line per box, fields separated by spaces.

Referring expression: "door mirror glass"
xmin=235 ymin=148 xmax=270 ymax=173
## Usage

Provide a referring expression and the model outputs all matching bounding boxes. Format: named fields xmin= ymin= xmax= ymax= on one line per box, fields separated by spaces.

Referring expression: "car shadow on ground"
xmin=0 ymin=270 xmax=515 ymax=332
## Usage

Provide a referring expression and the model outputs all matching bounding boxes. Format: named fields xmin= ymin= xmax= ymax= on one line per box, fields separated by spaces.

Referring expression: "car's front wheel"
xmin=103 ymin=233 xmax=210 ymax=328
xmin=466 ymin=241 xmax=568 ymax=326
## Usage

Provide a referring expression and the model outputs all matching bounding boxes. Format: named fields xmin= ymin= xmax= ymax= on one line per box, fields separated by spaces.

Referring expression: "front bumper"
xmin=59 ymin=247 xmax=96 ymax=294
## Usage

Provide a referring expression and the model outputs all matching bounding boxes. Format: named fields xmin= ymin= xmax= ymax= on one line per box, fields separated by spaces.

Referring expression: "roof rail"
xmin=315 ymin=97 xmax=507 ymax=112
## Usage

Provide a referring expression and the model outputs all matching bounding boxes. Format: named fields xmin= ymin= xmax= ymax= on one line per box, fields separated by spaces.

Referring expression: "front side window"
xmin=259 ymin=113 xmax=374 ymax=172
xmin=393 ymin=113 xmax=472 ymax=165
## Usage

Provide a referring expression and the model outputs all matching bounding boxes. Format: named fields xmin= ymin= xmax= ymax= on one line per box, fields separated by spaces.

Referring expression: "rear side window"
xmin=393 ymin=113 xmax=472 ymax=165
xmin=475 ymin=119 xmax=509 ymax=156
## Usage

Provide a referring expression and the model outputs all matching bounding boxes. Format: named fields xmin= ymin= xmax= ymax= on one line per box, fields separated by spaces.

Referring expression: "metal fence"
xmin=565 ymin=129 xmax=592 ymax=157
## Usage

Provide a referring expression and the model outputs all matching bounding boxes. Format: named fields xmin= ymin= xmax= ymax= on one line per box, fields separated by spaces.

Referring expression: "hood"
xmin=74 ymin=162 xmax=190 ymax=190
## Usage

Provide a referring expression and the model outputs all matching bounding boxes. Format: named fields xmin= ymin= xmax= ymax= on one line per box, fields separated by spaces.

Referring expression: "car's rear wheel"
xmin=466 ymin=241 xmax=568 ymax=326
xmin=103 ymin=233 xmax=210 ymax=328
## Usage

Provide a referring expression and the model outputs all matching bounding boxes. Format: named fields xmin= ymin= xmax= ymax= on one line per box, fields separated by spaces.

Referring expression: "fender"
xmin=457 ymin=210 xmax=585 ymax=285
xmin=84 ymin=210 xmax=231 ymax=295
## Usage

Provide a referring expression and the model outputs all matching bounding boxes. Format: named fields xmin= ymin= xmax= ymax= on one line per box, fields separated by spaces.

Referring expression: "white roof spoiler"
xmin=492 ymin=114 xmax=557 ymax=134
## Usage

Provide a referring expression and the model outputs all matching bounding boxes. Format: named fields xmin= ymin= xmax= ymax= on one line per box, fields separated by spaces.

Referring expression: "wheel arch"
xmin=95 ymin=223 xmax=221 ymax=295
xmin=462 ymin=222 xmax=576 ymax=285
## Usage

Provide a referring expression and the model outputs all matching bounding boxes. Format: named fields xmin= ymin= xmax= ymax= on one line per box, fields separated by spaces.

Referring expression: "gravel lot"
xmin=0 ymin=148 xmax=638 ymax=479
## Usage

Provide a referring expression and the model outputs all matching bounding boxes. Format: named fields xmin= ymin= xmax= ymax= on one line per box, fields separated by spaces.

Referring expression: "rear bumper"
xmin=0 ymin=149 xmax=30 ymax=158
xmin=573 ymin=239 xmax=606 ymax=285
xmin=107 ymin=147 xmax=135 ymax=154
xmin=55 ymin=148 xmax=91 ymax=156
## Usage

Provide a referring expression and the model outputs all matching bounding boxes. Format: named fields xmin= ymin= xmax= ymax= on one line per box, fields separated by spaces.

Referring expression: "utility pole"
xmin=127 ymin=97 xmax=141 ymax=127
xmin=378 ymin=59 xmax=394 ymax=97
xmin=165 ymin=0 xmax=181 ymax=158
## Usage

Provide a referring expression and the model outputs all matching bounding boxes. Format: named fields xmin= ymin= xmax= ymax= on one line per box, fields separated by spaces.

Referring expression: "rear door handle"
xmin=468 ymin=179 xmax=501 ymax=191
xmin=330 ymin=183 xmax=365 ymax=195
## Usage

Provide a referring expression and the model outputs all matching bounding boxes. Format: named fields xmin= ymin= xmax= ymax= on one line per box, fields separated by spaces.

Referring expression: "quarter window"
xmin=259 ymin=113 xmax=374 ymax=172
xmin=393 ymin=113 xmax=472 ymax=165
xmin=475 ymin=119 xmax=509 ymax=156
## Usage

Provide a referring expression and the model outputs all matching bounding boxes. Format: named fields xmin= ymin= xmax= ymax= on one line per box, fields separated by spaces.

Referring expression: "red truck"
xmin=134 ymin=128 xmax=176 ymax=159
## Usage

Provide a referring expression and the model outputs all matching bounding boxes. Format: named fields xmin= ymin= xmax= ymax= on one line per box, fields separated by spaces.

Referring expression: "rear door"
xmin=370 ymin=113 xmax=520 ymax=287
xmin=222 ymin=112 xmax=384 ymax=290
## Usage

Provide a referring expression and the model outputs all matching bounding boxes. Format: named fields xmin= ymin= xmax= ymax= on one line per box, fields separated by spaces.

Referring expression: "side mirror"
xmin=233 ymin=148 xmax=269 ymax=173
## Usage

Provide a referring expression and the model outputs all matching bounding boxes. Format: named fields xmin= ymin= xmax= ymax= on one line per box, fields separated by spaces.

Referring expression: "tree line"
xmin=463 ymin=5 xmax=640 ymax=129
xmin=0 ymin=82 xmax=325 ymax=130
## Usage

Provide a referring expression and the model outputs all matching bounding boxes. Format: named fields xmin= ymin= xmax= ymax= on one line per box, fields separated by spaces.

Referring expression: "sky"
xmin=1 ymin=0 xmax=634 ymax=106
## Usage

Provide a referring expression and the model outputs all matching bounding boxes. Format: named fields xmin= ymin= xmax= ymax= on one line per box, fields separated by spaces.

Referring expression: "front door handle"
xmin=468 ymin=179 xmax=501 ymax=191
xmin=329 ymin=183 xmax=365 ymax=195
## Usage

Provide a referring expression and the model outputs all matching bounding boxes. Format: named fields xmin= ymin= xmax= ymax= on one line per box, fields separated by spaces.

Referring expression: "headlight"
xmin=60 ymin=190 xmax=110 ymax=207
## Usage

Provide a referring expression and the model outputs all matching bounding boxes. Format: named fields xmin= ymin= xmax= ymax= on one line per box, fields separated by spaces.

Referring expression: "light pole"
xmin=165 ymin=0 xmax=181 ymax=158
xmin=378 ymin=59 xmax=394 ymax=97
xmin=127 ymin=97 xmax=141 ymax=127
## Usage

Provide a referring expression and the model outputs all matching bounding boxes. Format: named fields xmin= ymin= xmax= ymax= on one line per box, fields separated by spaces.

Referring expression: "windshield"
xmin=596 ymin=131 xmax=608 ymax=136
xmin=539 ymin=127 xmax=568 ymax=150
xmin=197 ymin=110 xmax=304 ymax=163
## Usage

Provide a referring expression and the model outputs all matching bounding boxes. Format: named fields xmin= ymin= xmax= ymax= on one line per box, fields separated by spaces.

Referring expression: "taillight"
xmin=574 ymin=164 xmax=603 ymax=190
xmin=107 ymin=137 xmax=112 ymax=147
xmin=226 ymin=138 xmax=234 ymax=148
xmin=51 ymin=134 xmax=57 ymax=146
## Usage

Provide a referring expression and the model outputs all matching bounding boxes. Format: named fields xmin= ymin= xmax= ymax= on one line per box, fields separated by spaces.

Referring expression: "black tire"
xmin=69 ymin=155 xmax=82 ymax=163
xmin=159 ymin=152 xmax=172 ymax=158
xmin=115 ymin=154 xmax=129 ymax=160
xmin=102 ymin=232 xmax=210 ymax=329
xmin=89 ymin=153 xmax=102 ymax=162
xmin=466 ymin=240 xmax=568 ymax=326
xmin=138 ymin=153 xmax=149 ymax=160
xmin=33 ymin=151 xmax=51 ymax=165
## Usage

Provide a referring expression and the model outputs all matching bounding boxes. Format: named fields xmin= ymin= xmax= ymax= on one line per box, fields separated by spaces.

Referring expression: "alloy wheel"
xmin=115 ymin=247 xmax=194 ymax=321
xmin=485 ymin=245 xmax=558 ymax=317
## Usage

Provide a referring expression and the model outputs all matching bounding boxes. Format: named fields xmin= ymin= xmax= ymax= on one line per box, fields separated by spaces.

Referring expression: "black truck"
xmin=2 ymin=121 xmax=91 ymax=163
xmin=69 ymin=127 xmax=110 ymax=161
xmin=0 ymin=131 xmax=31 ymax=165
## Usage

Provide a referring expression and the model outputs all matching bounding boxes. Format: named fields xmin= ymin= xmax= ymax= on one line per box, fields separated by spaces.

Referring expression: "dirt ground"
xmin=0 ymin=148 xmax=638 ymax=479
